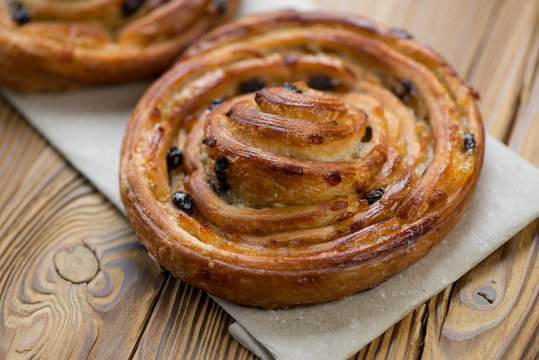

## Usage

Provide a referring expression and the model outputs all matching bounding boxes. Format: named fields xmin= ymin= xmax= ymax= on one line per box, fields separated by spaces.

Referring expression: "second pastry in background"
xmin=0 ymin=0 xmax=239 ymax=91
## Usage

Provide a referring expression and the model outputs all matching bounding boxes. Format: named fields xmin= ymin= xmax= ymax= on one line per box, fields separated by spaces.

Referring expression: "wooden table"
xmin=1 ymin=0 xmax=537 ymax=358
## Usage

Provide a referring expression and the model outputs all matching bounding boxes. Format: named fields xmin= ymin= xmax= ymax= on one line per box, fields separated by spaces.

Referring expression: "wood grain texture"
xmin=134 ymin=277 xmax=255 ymax=360
xmin=509 ymin=28 xmax=539 ymax=166
xmin=350 ymin=304 xmax=427 ymax=360
xmin=332 ymin=0 xmax=500 ymax=76
xmin=423 ymin=221 xmax=538 ymax=360
xmin=0 ymin=0 xmax=538 ymax=359
xmin=467 ymin=0 xmax=539 ymax=142
xmin=0 ymin=100 xmax=166 ymax=359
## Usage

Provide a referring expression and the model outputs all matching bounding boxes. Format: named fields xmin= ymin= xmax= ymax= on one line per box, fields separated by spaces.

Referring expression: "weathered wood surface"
xmin=0 ymin=0 xmax=537 ymax=359
xmin=0 ymin=104 xmax=166 ymax=359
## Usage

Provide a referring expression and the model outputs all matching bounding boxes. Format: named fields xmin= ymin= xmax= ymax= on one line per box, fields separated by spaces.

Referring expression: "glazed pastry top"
xmin=120 ymin=11 xmax=484 ymax=308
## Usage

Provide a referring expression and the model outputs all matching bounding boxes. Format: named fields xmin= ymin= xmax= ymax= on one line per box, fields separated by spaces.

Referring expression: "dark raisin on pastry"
xmin=392 ymin=80 xmax=414 ymax=101
xmin=283 ymin=82 xmax=303 ymax=93
xmin=214 ymin=157 xmax=230 ymax=192
xmin=11 ymin=3 xmax=30 ymax=25
xmin=308 ymin=75 xmax=333 ymax=91
xmin=209 ymin=97 xmax=226 ymax=109
xmin=365 ymin=188 xmax=385 ymax=205
xmin=167 ymin=147 xmax=183 ymax=170
xmin=213 ymin=0 xmax=227 ymax=16
xmin=239 ymin=78 xmax=266 ymax=93
xmin=463 ymin=132 xmax=476 ymax=153
xmin=171 ymin=191 xmax=194 ymax=213
xmin=122 ymin=0 xmax=145 ymax=16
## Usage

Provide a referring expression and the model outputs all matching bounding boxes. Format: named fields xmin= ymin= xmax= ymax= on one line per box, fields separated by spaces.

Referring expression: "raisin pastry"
xmin=120 ymin=11 xmax=484 ymax=308
xmin=0 ymin=0 xmax=238 ymax=91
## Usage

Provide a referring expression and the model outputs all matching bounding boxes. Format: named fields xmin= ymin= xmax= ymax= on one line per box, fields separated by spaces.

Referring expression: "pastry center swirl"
xmin=181 ymin=77 xmax=432 ymax=244
xmin=204 ymin=85 xmax=377 ymax=206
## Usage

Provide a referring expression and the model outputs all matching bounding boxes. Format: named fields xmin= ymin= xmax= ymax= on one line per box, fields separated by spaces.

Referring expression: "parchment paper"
xmin=2 ymin=0 xmax=539 ymax=358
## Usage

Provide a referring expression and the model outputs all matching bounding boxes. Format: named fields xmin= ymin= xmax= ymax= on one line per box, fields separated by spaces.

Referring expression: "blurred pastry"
xmin=0 ymin=0 xmax=239 ymax=90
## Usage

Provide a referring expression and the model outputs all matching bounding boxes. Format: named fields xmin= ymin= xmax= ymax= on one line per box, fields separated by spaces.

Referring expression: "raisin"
xmin=213 ymin=0 xmax=227 ymax=15
xmin=202 ymin=137 xmax=217 ymax=147
xmin=392 ymin=80 xmax=414 ymax=100
xmin=171 ymin=191 xmax=194 ymax=213
xmin=391 ymin=28 xmax=413 ymax=39
xmin=208 ymin=97 xmax=225 ymax=110
xmin=365 ymin=187 xmax=385 ymax=205
xmin=166 ymin=147 xmax=183 ymax=170
xmin=238 ymin=78 xmax=266 ymax=93
xmin=214 ymin=156 xmax=229 ymax=173
xmin=214 ymin=157 xmax=230 ymax=192
xmin=361 ymin=127 xmax=372 ymax=142
xmin=463 ymin=132 xmax=476 ymax=152
xmin=283 ymin=82 xmax=302 ymax=93
xmin=307 ymin=75 xmax=333 ymax=91
xmin=11 ymin=4 xmax=30 ymax=25
xmin=217 ymin=181 xmax=230 ymax=192
xmin=350 ymin=220 xmax=364 ymax=232
xmin=122 ymin=0 xmax=145 ymax=16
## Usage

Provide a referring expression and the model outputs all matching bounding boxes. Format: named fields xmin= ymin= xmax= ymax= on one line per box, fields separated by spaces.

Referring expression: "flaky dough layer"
xmin=120 ymin=11 xmax=484 ymax=308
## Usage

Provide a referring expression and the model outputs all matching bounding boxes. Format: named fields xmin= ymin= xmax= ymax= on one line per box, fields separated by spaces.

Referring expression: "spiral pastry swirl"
xmin=0 ymin=0 xmax=238 ymax=90
xmin=120 ymin=11 xmax=484 ymax=308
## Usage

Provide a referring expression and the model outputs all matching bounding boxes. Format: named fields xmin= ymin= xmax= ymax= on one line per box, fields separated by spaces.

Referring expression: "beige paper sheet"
xmin=3 ymin=1 xmax=539 ymax=358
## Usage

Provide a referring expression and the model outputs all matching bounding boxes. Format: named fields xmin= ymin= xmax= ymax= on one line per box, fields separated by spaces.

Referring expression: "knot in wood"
xmin=54 ymin=245 xmax=99 ymax=283
xmin=473 ymin=286 xmax=497 ymax=305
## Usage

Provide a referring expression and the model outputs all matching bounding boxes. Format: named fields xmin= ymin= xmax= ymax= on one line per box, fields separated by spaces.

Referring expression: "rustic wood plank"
xmin=508 ymin=30 xmax=539 ymax=166
xmin=349 ymin=304 xmax=427 ymax=360
xmin=467 ymin=0 xmax=539 ymax=141
xmin=423 ymin=221 xmax=538 ymax=360
xmin=0 ymin=99 xmax=166 ymax=359
xmin=133 ymin=277 xmax=255 ymax=360
xmin=318 ymin=0 xmax=500 ymax=76
xmin=423 ymin=4 xmax=539 ymax=359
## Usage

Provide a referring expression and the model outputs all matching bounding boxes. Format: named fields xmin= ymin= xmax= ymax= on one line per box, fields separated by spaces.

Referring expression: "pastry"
xmin=120 ymin=11 xmax=484 ymax=308
xmin=0 ymin=0 xmax=238 ymax=91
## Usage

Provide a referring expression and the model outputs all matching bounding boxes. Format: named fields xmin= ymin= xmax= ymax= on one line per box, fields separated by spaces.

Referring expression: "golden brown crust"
xmin=120 ymin=10 xmax=484 ymax=308
xmin=0 ymin=0 xmax=238 ymax=91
